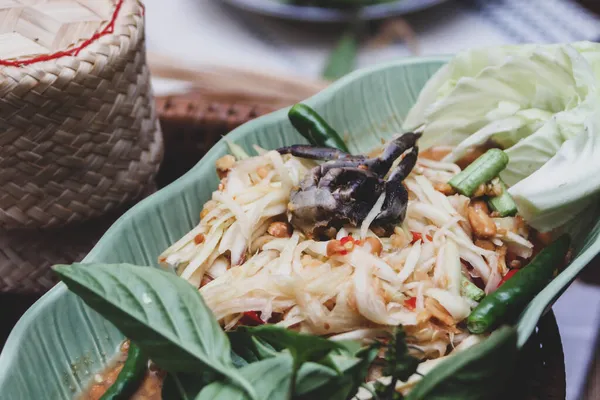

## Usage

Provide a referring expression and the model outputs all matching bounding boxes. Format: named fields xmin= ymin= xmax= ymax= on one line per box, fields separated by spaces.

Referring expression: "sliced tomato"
xmin=411 ymin=232 xmax=433 ymax=243
xmin=340 ymin=235 xmax=354 ymax=245
xmin=404 ymin=297 xmax=417 ymax=310
xmin=240 ymin=311 xmax=264 ymax=326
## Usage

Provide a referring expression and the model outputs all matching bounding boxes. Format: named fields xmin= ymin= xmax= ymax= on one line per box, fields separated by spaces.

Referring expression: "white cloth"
xmin=145 ymin=0 xmax=600 ymax=94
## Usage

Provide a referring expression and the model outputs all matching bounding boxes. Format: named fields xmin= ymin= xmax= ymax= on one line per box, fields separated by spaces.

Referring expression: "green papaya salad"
xmin=58 ymin=42 xmax=600 ymax=400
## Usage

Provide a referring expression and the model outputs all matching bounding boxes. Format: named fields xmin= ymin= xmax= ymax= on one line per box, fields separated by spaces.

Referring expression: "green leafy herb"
xmin=247 ymin=324 xmax=347 ymax=396
xmin=295 ymin=346 xmax=379 ymax=400
xmin=247 ymin=325 xmax=346 ymax=366
xmin=228 ymin=330 xmax=278 ymax=364
xmin=375 ymin=327 xmax=421 ymax=400
xmin=405 ymin=326 xmax=518 ymax=400
xmin=196 ymin=354 xmax=294 ymax=400
xmin=53 ymin=263 xmax=255 ymax=399
xmin=293 ymin=362 xmax=340 ymax=397
xmin=162 ymin=373 xmax=211 ymax=400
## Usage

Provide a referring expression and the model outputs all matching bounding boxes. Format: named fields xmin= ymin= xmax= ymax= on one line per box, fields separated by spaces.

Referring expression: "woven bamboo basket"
xmin=0 ymin=0 xmax=163 ymax=229
xmin=0 ymin=93 xmax=274 ymax=295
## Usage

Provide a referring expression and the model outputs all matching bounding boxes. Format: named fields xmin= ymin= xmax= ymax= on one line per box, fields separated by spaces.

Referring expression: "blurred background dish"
xmin=220 ymin=0 xmax=450 ymax=22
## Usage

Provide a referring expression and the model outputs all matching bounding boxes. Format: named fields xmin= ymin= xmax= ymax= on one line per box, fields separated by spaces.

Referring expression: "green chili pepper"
xmin=288 ymin=103 xmax=349 ymax=152
xmin=100 ymin=342 xmax=148 ymax=400
xmin=449 ymin=149 xmax=509 ymax=196
xmin=467 ymin=234 xmax=570 ymax=334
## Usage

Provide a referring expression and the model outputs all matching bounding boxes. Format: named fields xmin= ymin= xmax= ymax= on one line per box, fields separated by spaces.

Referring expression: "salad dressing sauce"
xmin=79 ymin=342 xmax=164 ymax=400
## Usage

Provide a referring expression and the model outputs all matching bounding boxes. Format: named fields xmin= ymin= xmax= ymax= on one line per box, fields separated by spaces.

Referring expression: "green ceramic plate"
xmin=1 ymin=57 xmax=600 ymax=399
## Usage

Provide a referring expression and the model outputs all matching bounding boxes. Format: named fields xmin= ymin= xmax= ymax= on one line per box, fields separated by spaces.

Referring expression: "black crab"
xmin=277 ymin=132 xmax=421 ymax=239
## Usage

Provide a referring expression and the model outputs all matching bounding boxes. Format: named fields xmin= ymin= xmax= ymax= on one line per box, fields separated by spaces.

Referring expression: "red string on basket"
xmin=0 ymin=0 xmax=133 ymax=67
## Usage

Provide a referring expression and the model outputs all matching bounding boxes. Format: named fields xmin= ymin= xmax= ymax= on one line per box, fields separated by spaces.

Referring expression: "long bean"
xmin=449 ymin=149 xmax=509 ymax=196
xmin=488 ymin=178 xmax=518 ymax=216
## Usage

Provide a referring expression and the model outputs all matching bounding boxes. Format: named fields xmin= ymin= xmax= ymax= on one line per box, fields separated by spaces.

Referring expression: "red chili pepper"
xmin=404 ymin=297 xmax=417 ymax=310
xmin=240 ymin=311 xmax=265 ymax=326
xmin=340 ymin=235 xmax=354 ymax=245
xmin=499 ymin=269 xmax=519 ymax=287
xmin=411 ymin=232 xmax=433 ymax=243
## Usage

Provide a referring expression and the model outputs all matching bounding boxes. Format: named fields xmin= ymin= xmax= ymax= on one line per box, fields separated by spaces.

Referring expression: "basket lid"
xmin=0 ymin=0 xmax=126 ymax=64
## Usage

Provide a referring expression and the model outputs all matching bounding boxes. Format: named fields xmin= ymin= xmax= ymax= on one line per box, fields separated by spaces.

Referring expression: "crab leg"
xmin=277 ymin=145 xmax=365 ymax=161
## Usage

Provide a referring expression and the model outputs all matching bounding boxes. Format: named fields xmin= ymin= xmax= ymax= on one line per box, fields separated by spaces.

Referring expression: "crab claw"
xmin=367 ymin=132 xmax=421 ymax=175
xmin=374 ymin=146 xmax=419 ymax=233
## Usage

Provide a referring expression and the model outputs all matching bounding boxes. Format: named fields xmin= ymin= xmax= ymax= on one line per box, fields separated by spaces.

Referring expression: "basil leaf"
xmin=406 ymin=326 xmax=518 ymax=400
xmin=162 ymin=373 xmax=210 ymax=400
xmin=387 ymin=327 xmax=420 ymax=382
xmin=295 ymin=348 xmax=377 ymax=400
xmin=196 ymin=354 xmax=294 ymax=400
xmin=228 ymin=330 xmax=278 ymax=364
xmin=54 ymin=263 xmax=254 ymax=398
xmin=246 ymin=325 xmax=345 ymax=367
xmin=294 ymin=362 xmax=339 ymax=396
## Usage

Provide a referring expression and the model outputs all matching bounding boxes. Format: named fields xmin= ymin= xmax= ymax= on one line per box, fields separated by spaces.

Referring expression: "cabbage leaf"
xmin=404 ymin=41 xmax=600 ymax=231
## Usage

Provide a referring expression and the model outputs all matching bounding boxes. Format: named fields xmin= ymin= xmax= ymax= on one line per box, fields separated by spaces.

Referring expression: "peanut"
xmin=473 ymin=183 xmax=487 ymax=198
xmin=215 ymin=155 xmax=236 ymax=179
xmin=487 ymin=178 xmax=503 ymax=197
xmin=433 ymin=182 xmax=456 ymax=195
xmin=468 ymin=200 xmax=497 ymax=239
xmin=267 ymin=221 xmax=292 ymax=238
xmin=257 ymin=166 xmax=269 ymax=179
xmin=363 ymin=237 xmax=383 ymax=256
xmin=474 ymin=239 xmax=495 ymax=251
